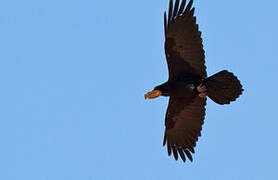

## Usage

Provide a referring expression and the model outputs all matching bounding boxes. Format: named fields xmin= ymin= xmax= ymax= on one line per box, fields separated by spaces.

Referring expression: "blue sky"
xmin=0 ymin=0 xmax=277 ymax=179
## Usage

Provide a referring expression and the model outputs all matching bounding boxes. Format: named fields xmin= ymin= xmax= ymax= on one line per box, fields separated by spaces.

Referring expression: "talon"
xmin=197 ymin=84 xmax=207 ymax=93
xmin=199 ymin=92 xmax=207 ymax=98
xmin=197 ymin=84 xmax=207 ymax=98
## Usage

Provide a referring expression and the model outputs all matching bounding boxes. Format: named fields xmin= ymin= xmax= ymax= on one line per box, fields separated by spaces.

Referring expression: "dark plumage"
xmin=145 ymin=0 xmax=243 ymax=163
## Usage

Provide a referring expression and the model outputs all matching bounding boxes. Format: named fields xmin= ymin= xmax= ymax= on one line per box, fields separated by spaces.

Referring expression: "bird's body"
xmin=145 ymin=0 xmax=243 ymax=163
xmin=155 ymin=76 xmax=202 ymax=98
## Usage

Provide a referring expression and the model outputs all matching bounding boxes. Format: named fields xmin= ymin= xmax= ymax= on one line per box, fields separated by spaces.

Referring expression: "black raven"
xmin=145 ymin=0 xmax=243 ymax=162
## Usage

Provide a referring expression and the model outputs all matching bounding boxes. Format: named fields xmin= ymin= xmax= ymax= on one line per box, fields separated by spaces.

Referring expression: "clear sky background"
xmin=0 ymin=0 xmax=277 ymax=179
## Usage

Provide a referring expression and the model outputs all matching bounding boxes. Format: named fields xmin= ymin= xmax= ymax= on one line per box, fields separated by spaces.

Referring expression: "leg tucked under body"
xmin=197 ymin=84 xmax=207 ymax=98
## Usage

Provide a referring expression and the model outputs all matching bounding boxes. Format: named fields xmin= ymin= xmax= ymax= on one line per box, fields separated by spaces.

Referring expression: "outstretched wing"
xmin=164 ymin=0 xmax=207 ymax=79
xmin=163 ymin=96 xmax=206 ymax=162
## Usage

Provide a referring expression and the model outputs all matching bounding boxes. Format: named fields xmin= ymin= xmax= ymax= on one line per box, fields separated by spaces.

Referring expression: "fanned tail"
xmin=204 ymin=70 xmax=243 ymax=105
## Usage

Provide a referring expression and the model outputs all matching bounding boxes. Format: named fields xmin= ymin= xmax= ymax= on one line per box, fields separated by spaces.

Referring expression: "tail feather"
xmin=205 ymin=70 xmax=243 ymax=105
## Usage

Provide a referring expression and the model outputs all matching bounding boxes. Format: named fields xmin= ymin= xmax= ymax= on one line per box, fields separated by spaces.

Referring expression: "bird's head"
xmin=144 ymin=84 xmax=168 ymax=100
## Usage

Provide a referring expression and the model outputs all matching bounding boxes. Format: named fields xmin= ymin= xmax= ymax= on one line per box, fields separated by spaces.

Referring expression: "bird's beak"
xmin=144 ymin=90 xmax=162 ymax=99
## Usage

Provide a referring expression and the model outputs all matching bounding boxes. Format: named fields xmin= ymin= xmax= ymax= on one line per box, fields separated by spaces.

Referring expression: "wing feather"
xmin=173 ymin=147 xmax=179 ymax=160
xmin=184 ymin=0 xmax=193 ymax=13
xmin=173 ymin=0 xmax=180 ymax=18
xmin=178 ymin=148 xmax=186 ymax=162
xmin=178 ymin=0 xmax=186 ymax=15
xmin=168 ymin=0 xmax=173 ymax=22
xmin=164 ymin=12 xmax=168 ymax=37
xmin=184 ymin=149 xmax=193 ymax=162
xmin=163 ymin=96 xmax=206 ymax=162
xmin=164 ymin=0 xmax=207 ymax=79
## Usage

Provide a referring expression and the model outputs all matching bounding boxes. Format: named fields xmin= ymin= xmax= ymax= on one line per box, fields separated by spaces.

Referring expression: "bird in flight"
xmin=145 ymin=0 xmax=243 ymax=163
